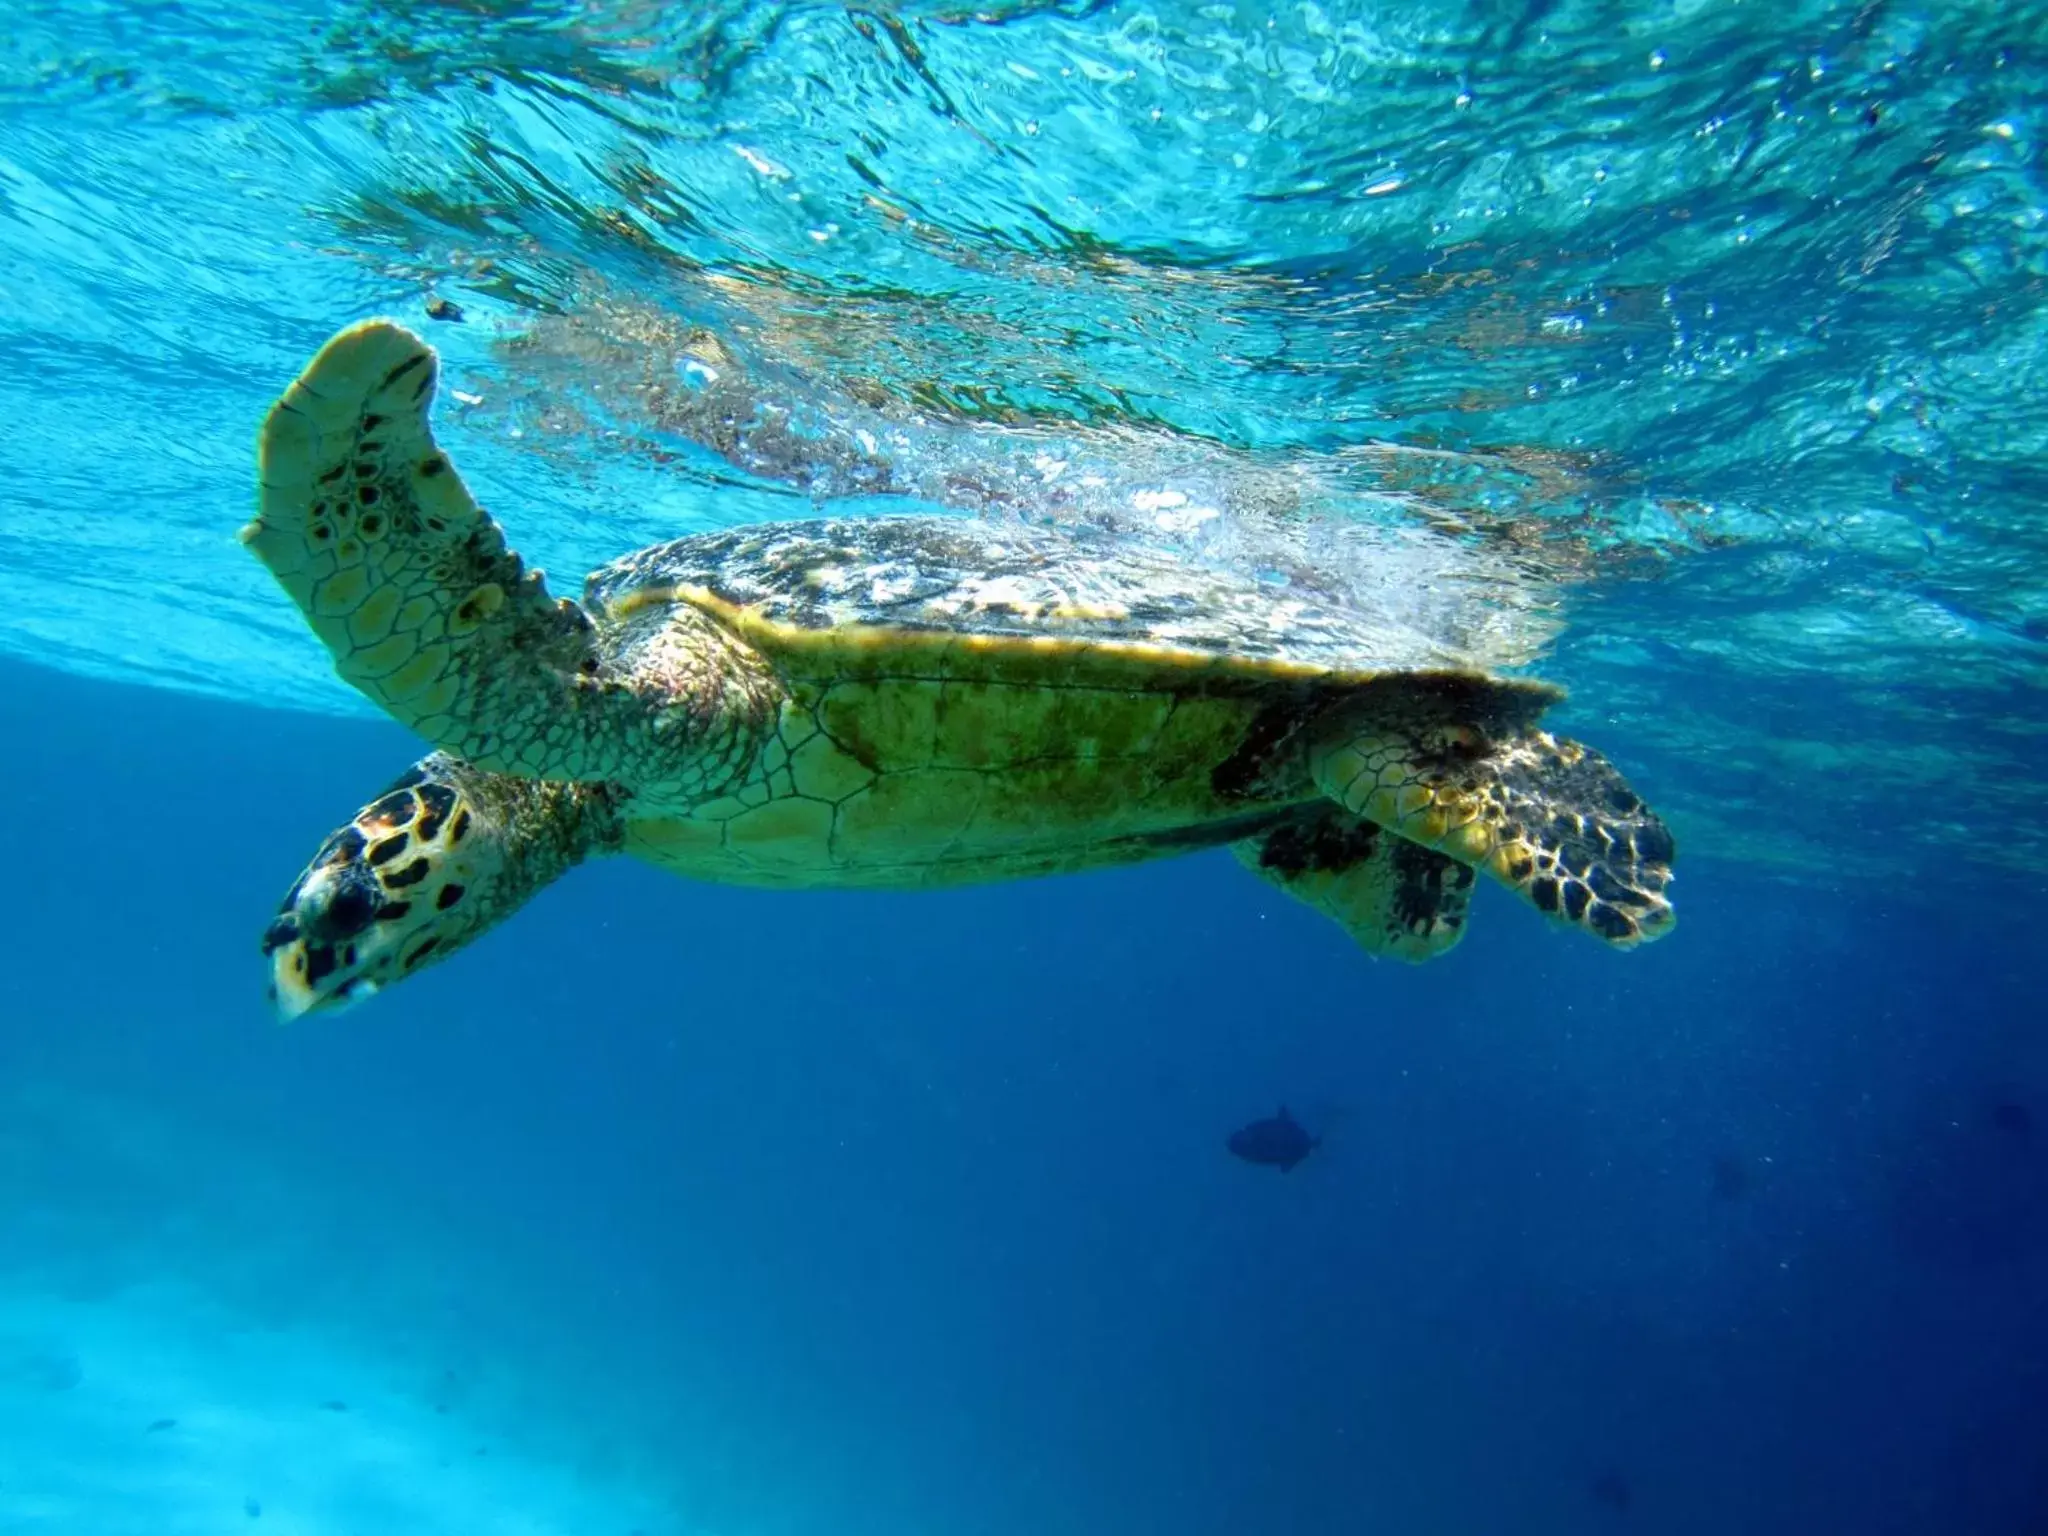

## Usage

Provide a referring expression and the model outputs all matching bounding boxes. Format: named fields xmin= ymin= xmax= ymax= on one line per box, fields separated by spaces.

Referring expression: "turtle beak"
xmin=262 ymin=910 xmax=381 ymax=1022
xmin=261 ymin=913 xmax=317 ymax=1021
xmin=259 ymin=854 xmax=392 ymax=1022
xmin=267 ymin=950 xmax=319 ymax=1022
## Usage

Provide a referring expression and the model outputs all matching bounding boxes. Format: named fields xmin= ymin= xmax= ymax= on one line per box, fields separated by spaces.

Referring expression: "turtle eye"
xmin=301 ymin=870 xmax=381 ymax=944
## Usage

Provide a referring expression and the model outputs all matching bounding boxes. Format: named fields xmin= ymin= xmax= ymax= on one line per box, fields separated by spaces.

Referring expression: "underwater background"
xmin=3 ymin=1 xmax=2045 ymax=1532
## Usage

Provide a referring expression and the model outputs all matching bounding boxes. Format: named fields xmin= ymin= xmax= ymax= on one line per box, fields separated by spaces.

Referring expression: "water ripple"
xmin=3 ymin=0 xmax=2045 ymax=879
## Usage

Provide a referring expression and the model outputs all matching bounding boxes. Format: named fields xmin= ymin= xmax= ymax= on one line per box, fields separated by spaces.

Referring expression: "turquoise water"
xmin=2 ymin=3 xmax=2046 ymax=1533
xmin=8 ymin=0 xmax=2048 ymax=877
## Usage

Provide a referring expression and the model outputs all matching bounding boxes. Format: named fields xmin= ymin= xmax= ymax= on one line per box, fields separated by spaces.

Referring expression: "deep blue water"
xmin=4 ymin=1 xmax=2048 ymax=1532
xmin=8 ymin=654 xmax=2047 ymax=1533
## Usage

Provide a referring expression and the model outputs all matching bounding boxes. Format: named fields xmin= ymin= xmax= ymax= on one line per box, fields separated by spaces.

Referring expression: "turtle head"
xmin=261 ymin=756 xmax=615 ymax=1020
xmin=262 ymin=761 xmax=501 ymax=1019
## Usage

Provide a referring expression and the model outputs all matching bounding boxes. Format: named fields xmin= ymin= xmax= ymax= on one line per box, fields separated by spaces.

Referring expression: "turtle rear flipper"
xmin=1311 ymin=713 xmax=1675 ymax=947
xmin=1234 ymin=808 xmax=1472 ymax=961
xmin=245 ymin=320 xmax=637 ymax=782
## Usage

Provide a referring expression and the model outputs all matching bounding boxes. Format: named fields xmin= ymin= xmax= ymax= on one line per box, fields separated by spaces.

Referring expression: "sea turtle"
xmin=245 ymin=320 xmax=1676 ymax=1019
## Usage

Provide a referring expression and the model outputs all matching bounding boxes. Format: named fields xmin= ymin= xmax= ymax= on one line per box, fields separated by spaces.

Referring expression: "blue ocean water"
xmin=2 ymin=2 xmax=2045 ymax=1532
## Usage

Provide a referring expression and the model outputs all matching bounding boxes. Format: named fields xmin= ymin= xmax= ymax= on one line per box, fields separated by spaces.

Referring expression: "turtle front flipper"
xmin=261 ymin=754 xmax=620 ymax=1020
xmin=1310 ymin=712 xmax=1676 ymax=947
xmin=1234 ymin=808 xmax=1472 ymax=961
xmin=247 ymin=321 xmax=671 ymax=785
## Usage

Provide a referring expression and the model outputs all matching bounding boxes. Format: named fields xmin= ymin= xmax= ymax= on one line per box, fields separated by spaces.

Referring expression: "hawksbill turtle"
xmin=244 ymin=320 xmax=1676 ymax=1018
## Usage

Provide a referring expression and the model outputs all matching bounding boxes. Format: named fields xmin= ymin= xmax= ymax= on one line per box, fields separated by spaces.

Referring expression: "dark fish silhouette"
xmin=1227 ymin=1106 xmax=1320 ymax=1172
xmin=1992 ymin=1101 xmax=2032 ymax=1136
xmin=1591 ymin=1470 xmax=1632 ymax=1512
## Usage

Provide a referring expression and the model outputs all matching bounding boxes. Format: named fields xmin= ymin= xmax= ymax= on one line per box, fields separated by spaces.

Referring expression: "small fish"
xmin=1227 ymin=1106 xmax=1320 ymax=1173
xmin=1992 ymin=1101 xmax=2032 ymax=1136
xmin=146 ymin=1418 xmax=177 ymax=1433
xmin=245 ymin=1497 xmax=262 ymax=1519
xmin=425 ymin=295 xmax=465 ymax=323
xmin=320 ymin=1400 xmax=349 ymax=1412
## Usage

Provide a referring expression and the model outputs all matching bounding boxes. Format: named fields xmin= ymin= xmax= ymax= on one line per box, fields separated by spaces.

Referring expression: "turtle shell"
xmin=583 ymin=516 xmax=1562 ymax=891
xmin=584 ymin=513 xmax=1546 ymax=691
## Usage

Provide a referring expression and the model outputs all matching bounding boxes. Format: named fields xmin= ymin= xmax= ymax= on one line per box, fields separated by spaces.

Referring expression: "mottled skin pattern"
xmin=1234 ymin=807 xmax=1478 ymax=962
xmin=244 ymin=330 xmax=779 ymax=803
xmin=1313 ymin=713 xmax=1676 ymax=944
xmin=261 ymin=755 xmax=619 ymax=1016
xmin=245 ymin=321 xmax=1676 ymax=1018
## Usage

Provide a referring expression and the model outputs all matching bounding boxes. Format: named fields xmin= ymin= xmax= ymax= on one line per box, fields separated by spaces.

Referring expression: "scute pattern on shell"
xmin=583 ymin=515 xmax=1484 ymax=678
